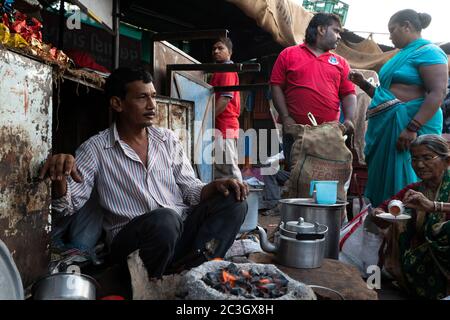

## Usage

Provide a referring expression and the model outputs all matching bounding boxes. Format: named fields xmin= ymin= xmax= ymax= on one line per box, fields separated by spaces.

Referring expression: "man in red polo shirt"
xmin=270 ymin=13 xmax=357 ymax=169
xmin=210 ymin=37 xmax=242 ymax=181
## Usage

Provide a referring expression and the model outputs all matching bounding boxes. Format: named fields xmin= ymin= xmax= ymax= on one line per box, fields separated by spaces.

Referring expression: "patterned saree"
xmin=386 ymin=170 xmax=450 ymax=299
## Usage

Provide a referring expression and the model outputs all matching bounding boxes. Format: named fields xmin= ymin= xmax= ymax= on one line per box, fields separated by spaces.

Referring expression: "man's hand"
xmin=203 ymin=178 xmax=249 ymax=202
xmin=396 ymin=129 xmax=417 ymax=152
xmin=342 ymin=119 xmax=354 ymax=135
xmin=348 ymin=70 xmax=366 ymax=87
xmin=39 ymin=154 xmax=83 ymax=183
xmin=403 ymin=189 xmax=434 ymax=212
xmin=281 ymin=115 xmax=296 ymax=136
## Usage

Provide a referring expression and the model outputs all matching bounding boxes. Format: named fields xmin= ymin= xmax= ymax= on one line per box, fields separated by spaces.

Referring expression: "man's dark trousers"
xmin=110 ymin=193 xmax=247 ymax=278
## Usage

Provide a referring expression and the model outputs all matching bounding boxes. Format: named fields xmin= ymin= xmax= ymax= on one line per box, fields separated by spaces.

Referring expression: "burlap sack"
xmin=286 ymin=122 xmax=352 ymax=202
xmin=352 ymin=69 xmax=380 ymax=165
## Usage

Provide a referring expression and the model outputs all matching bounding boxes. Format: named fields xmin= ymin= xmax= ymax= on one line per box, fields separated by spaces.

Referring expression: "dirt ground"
xmin=257 ymin=209 xmax=410 ymax=300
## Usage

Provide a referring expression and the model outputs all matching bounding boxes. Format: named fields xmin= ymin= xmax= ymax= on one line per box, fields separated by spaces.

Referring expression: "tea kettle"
xmin=257 ymin=217 xmax=328 ymax=269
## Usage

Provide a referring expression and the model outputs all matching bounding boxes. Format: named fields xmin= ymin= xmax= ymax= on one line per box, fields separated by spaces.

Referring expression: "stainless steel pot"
xmin=279 ymin=198 xmax=347 ymax=259
xmin=32 ymin=272 xmax=97 ymax=300
xmin=239 ymin=189 xmax=262 ymax=233
xmin=258 ymin=218 xmax=328 ymax=269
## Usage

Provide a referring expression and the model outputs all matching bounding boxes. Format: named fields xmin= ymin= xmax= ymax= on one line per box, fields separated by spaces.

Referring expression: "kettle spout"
xmin=256 ymin=226 xmax=278 ymax=253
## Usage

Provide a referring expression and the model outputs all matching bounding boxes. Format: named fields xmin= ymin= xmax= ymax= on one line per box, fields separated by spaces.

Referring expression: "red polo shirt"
xmin=210 ymin=70 xmax=240 ymax=138
xmin=270 ymin=44 xmax=355 ymax=125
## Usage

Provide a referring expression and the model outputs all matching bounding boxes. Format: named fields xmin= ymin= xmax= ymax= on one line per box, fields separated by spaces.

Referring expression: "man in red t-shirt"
xmin=210 ymin=38 xmax=242 ymax=181
xmin=270 ymin=13 xmax=357 ymax=169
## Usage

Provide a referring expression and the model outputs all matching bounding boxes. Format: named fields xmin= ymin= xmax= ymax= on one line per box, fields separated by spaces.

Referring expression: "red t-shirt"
xmin=209 ymin=71 xmax=240 ymax=138
xmin=270 ymin=44 xmax=355 ymax=125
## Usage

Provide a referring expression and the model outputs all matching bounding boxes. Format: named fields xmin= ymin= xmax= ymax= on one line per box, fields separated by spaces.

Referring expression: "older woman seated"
xmin=372 ymin=134 xmax=450 ymax=299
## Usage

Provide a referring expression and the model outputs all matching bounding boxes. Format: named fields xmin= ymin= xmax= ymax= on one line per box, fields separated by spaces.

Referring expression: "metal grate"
xmin=302 ymin=0 xmax=349 ymax=25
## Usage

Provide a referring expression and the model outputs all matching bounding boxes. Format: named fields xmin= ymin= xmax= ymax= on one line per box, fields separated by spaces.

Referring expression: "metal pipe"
xmin=167 ymin=63 xmax=261 ymax=73
xmin=57 ymin=0 xmax=65 ymax=50
xmin=213 ymin=83 xmax=268 ymax=92
xmin=112 ymin=0 xmax=120 ymax=69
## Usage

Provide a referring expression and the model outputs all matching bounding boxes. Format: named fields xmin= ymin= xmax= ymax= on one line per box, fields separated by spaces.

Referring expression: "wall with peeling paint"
xmin=0 ymin=48 xmax=52 ymax=288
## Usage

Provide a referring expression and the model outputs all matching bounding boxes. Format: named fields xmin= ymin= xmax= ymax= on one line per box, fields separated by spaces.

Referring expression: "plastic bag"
xmin=339 ymin=204 xmax=383 ymax=277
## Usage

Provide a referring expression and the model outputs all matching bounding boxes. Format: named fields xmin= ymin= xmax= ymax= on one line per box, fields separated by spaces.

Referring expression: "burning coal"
xmin=202 ymin=263 xmax=289 ymax=299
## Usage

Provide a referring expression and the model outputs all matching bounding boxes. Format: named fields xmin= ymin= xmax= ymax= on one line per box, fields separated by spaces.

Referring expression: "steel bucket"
xmin=279 ymin=198 xmax=347 ymax=259
xmin=32 ymin=272 xmax=97 ymax=300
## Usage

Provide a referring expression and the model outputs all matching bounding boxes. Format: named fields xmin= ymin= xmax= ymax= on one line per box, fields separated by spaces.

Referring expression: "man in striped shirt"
xmin=40 ymin=67 xmax=248 ymax=278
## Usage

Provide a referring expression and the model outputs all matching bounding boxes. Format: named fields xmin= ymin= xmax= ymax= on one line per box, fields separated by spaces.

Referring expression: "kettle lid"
xmin=284 ymin=217 xmax=316 ymax=233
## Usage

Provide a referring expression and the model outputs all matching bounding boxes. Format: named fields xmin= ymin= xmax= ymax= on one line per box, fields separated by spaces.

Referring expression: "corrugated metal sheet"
xmin=0 ymin=48 xmax=53 ymax=288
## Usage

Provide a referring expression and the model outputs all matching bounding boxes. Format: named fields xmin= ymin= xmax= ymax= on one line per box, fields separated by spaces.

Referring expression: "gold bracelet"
xmin=440 ymin=202 xmax=444 ymax=212
xmin=434 ymin=201 xmax=438 ymax=212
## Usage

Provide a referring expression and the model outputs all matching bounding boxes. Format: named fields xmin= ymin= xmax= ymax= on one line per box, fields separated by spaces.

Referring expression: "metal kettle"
xmin=257 ymin=217 xmax=328 ymax=269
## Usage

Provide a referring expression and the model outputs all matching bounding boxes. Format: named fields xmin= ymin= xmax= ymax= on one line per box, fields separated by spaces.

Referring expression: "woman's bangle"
xmin=440 ymin=202 xmax=444 ymax=212
xmin=411 ymin=119 xmax=423 ymax=127
xmin=434 ymin=201 xmax=438 ymax=212
xmin=406 ymin=121 xmax=421 ymax=132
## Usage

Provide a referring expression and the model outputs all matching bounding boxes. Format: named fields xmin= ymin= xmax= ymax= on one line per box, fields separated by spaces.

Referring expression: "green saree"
xmin=398 ymin=170 xmax=450 ymax=299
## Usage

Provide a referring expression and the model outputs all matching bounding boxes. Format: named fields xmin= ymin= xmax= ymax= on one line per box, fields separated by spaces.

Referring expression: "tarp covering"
xmin=335 ymin=39 xmax=398 ymax=72
xmin=227 ymin=0 xmax=313 ymax=47
xmin=228 ymin=0 xmax=449 ymax=73
xmin=343 ymin=37 xmax=383 ymax=54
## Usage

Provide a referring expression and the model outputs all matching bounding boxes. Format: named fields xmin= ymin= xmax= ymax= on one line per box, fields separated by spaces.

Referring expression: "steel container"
xmin=276 ymin=220 xmax=328 ymax=269
xmin=239 ymin=189 xmax=262 ymax=233
xmin=32 ymin=273 xmax=97 ymax=300
xmin=279 ymin=198 xmax=348 ymax=259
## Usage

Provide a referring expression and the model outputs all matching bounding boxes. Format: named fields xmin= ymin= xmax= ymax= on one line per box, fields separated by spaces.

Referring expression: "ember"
xmin=202 ymin=263 xmax=289 ymax=299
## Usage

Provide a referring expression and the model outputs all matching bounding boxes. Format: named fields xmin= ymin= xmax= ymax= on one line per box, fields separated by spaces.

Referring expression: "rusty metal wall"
xmin=154 ymin=96 xmax=194 ymax=161
xmin=0 ymin=48 xmax=53 ymax=288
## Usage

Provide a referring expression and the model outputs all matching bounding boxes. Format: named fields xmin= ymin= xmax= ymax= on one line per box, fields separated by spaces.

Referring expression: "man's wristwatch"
xmin=361 ymin=80 xmax=372 ymax=91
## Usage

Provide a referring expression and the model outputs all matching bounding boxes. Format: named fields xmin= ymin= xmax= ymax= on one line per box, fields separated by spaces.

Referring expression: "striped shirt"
xmin=53 ymin=123 xmax=206 ymax=242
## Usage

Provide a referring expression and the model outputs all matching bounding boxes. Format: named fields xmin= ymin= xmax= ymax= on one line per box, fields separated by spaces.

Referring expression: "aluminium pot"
xmin=258 ymin=218 xmax=328 ymax=269
xmin=32 ymin=272 xmax=97 ymax=300
xmin=239 ymin=188 xmax=262 ymax=233
xmin=279 ymin=198 xmax=348 ymax=259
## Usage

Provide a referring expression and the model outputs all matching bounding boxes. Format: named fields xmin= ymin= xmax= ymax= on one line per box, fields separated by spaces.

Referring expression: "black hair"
xmin=104 ymin=66 xmax=153 ymax=100
xmin=390 ymin=9 xmax=432 ymax=32
xmin=305 ymin=13 xmax=342 ymax=45
xmin=213 ymin=37 xmax=233 ymax=52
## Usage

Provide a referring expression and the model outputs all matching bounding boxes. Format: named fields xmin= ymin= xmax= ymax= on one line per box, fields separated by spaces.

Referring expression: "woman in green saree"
xmin=349 ymin=9 xmax=448 ymax=207
xmin=372 ymin=134 xmax=450 ymax=299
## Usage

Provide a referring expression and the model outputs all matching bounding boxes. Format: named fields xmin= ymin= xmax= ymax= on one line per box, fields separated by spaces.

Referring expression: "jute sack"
xmin=286 ymin=122 xmax=352 ymax=203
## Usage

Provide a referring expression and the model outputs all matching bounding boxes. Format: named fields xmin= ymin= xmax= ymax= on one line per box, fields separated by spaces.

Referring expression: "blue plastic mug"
xmin=309 ymin=180 xmax=338 ymax=204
